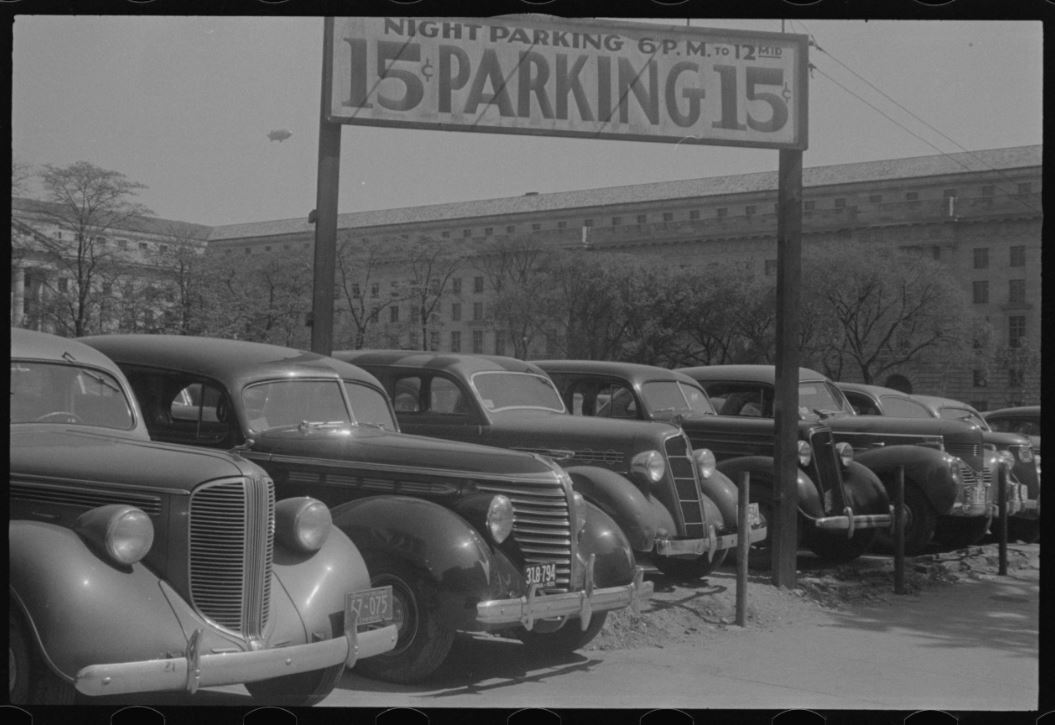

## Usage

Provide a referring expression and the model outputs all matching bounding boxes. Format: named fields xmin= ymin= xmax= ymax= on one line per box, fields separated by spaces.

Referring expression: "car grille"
xmin=188 ymin=476 xmax=275 ymax=636
xmin=476 ymin=476 xmax=573 ymax=591
xmin=809 ymin=427 xmax=843 ymax=511
xmin=665 ymin=433 xmax=706 ymax=537
xmin=946 ymin=442 xmax=983 ymax=471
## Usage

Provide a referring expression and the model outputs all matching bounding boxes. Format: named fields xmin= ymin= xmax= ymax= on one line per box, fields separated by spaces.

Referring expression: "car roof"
xmin=12 ymin=327 xmax=123 ymax=372
xmin=983 ymin=405 xmax=1040 ymax=418
xmin=532 ymin=359 xmax=703 ymax=387
xmin=676 ymin=364 xmax=827 ymax=383
xmin=836 ymin=381 xmax=914 ymax=399
xmin=913 ymin=394 xmax=978 ymax=413
xmin=336 ymin=349 xmax=548 ymax=377
xmin=80 ymin=334 xmax=381 ymax=389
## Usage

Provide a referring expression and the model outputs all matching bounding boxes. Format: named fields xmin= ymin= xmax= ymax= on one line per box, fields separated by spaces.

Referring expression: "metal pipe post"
xmin=736 ymin=471 xmax=750 ymax=626
xmin=997 ymin=464 xmax=1008 ymax=575
xmin=894 ymin=465 xmax=905 ymax=594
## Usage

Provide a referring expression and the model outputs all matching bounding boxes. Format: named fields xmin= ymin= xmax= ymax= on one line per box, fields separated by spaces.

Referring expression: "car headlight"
xmin=631 ymin=449 xmax=666 ymax=485
xmin=1016 ymin=445 xmax=1033 ymax=464
xmin=487 ymin=494 xmax=515 ymax=544
xmin=797 ymin=440 xmax=813 ymax=468
xmin=692 ymin=448 xmax=717 ymax=480
xmin=76 ymin=504 xmax=154 ymax=566
xmin=835 ymin=441 xmax=854 ymax=468
xmin=275 ymin=497 xmax=332 ymax=553
xmin=998 ymin=450 xmax=1016 ymax=470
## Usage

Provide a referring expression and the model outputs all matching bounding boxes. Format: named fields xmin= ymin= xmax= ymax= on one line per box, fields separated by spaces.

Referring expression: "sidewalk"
xmin=333 ymin=567 xmax=1039 ymax=710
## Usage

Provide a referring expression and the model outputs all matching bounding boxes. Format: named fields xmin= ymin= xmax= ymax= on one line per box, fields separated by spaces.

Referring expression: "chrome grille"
xmin=476 ymin=476 xmax=573 ymax=591
xmin=946 ymin=442 xmax=983 ymax=470
xmin=664 ymin=434 xmax=706 ymax=537
xmin=809 ymin=427 xmax=843 ymax=507
xmin=189 ymin=477 xmax=275 ymax=636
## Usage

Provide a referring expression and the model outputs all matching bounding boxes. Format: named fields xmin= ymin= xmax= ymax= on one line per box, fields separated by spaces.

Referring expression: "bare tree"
xmin=400 ymin=236 xmax=467 ymax=350
xmin=34 ymin=161 xmax=152 ymax=336
xmin=153 ymin=224 xmax=209 ymax=334
xmin=471 ymin=236 xmax=551 ymax=357
xmin=335 ymin=235 xmax=409 ymax=349
xmin=12 ymin=157 xmax=33 ymax=195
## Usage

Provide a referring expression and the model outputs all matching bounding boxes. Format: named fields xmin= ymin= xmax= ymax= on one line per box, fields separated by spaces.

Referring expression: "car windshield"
xmin=243 ymin=379 xmax=394 ymax=433
xmin=799 ymin=380 xmax=853 ymax=420
xmin=640 ymin=380 xmax=715 ymax=419
xmin=470 ymin=371 xmax=566 ymax=413
xmin=10 ymin=360 xmax=134 ymax=430
xmin=938 ymin=406 xmax=988 ymax=429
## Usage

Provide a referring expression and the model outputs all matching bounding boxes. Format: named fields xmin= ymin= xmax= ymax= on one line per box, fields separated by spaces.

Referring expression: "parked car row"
xmin=10 ymin=329 xmax=1038 ymax=705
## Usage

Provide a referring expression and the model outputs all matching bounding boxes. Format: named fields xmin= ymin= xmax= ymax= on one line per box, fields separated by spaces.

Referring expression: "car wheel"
xmin=244 ymin=663 xmax=344 ymax=707
xmin=9 ymin=610 xmax=76 ymax=705
xmin=352 ymin=562 xmax=454 ymax=684
xmin=516 ymin=612 xmax=608 ymax=652
xmin=933 ymin=515 xmax=991 ymax=549
xmin=654 ymin=549 xmax=729 ymax=580
xmin=805 ymin=527 xmax=877 ymax=563
xmin=877 ymin=483 xmax=936 ymax=556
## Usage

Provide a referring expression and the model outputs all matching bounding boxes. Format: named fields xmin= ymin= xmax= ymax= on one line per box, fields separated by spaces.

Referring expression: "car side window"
xmin=844 ymin=391 xmax=880 ymax=416
xmin=126 ymin=368 xmax=235 ymax=447
xmin=595 ymin=384 xmax=637 ymax=419
xmin=429 ymin=376 xmax=468 ymax=414
xmin=392 ymin=376 xmax=423 ymax=413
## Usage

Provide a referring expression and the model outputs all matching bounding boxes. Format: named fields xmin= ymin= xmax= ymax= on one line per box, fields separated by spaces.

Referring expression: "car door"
xmin=387 ymin=371 xmax=485 ymax=442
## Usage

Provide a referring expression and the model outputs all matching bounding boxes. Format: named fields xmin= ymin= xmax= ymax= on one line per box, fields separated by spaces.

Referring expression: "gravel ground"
xmin=587 ymin=541 xmax=1041 ymax=651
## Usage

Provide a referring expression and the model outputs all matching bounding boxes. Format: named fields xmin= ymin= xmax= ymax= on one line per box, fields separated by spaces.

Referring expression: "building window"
xmin=611 ymin=216 xmax=622 ymax=226
xmin=119 ymin=239 xmax=129 ymax=250
xmin=451 ymin=303 xmax=461 ymax=322
xmin=689 ymin=210 xmax=700 ymax=220
xmin=473 ymin=302 xmax=483 ymax=321
xmin=429 ymin=331 xmax=440 ymax=351
xmin=981 ymin=185 xmax=995 ymax=197
xmin=472 ymin=330 xmax=484 ymax=354
xmin=506 ymin=225 xmax=516 ymax=233
xmin=1009 ymin=279 xmax=1026 ymax=305
xmin=389 ymin=305 xmax=400 ymax=323
xmin=450 ymin=331 xmax=461 ymax=352
xmin=57 ymin=278 xmax=68 ymax=293
xmin=351 ymin=283 xmax=361 ymax=299
xmin=557 ymin=221 xmax=567 ymax=229
xmin=474 ymin=276 xmax=484 ymax=294
xmin=868 ymin=194 xmax=883 ymax=203
xmin=636 ymin=214 xmax=647 ymax=224
xmin=972 ymin=280 xmax=988 ymax=304
xmin=452 ymin=278 xmax=462 ymax=294
xmin=745 ymin=205 xmax=756 ymax=216
xmin=583 ymin=219 xmax=593 ymax=227
xmin=441 ymin=230 xmax=450 ymax=238
xmin=532 ymin=223 xmax=541 ymax=231
xmin=972 ymin=369 xmax=988 ymax=388
xmin=371 ymin=283 xmax=379 ymax=298
xmin=905 ymin=192 xmax=919 ymax=201
xmin=943 ymin=189 xmax=957 ymax=198
xmin=484 ymin=227 xmax=493 ymax=236
xmin=1009 ymin=245 xmax=1026 ymax=267
xmin=1009 ymin=369 xmax=1025 ymax=388
xmin=1008 ymin=316 xmax=1026 ymax=348
xmin=716 ymin=207 xmax=727 ymax=218
xmin=662 ymin=212 xmax=673 ymax=222
xmin=463 ymin=229 xmax=472 ymax=238
xmin=1017 ymin=183 xmax=1032 ymax=194
xmin=494 ymin=330 xmax=506 ymax=356
xmin=244 ymin=247 xmax=251 ymax=255
xmin=972 ymin=247 xmax=989 ymax=269
xmin=803 ymin=201 xmax=815 ymax=211
xmin=834 ymin=198 xmax=846 ymax=209
xmin=264 ymin=245 xmax=271 ymax=252
xmin=764 ymin=259 xmax=778 ymax=277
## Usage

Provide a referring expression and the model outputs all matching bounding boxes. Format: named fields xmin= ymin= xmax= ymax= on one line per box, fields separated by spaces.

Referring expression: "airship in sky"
xmin=267 ymin=129 xmax=293 ymax=142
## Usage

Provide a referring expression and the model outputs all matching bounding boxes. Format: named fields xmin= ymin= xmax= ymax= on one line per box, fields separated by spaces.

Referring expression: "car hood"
xmin=824 ymin=414 xmax=981 ymax=444
xmin=246 ymin=424 xmax=563 ymax=478
xmin=9 ymin=426 xmax=259 ymax=491
xmin=486 ymin=410 xmax=682 ymax=451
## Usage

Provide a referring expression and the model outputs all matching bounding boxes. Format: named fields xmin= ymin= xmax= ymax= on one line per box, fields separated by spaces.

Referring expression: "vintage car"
xmin=336 ymin=350 xmax=765 ymax=581
xmin=81 ymin=335 xmax=651 ymax=684
xmin=536 ymin=360 xmax=891 ymax=564
xmin=910 ymin=393 xmax=1040 ymax=542
xmin=983 ymin=406 xmax=1041 ymax=453
xmin=10 ymin=328 xmax=398 ymax=706
xmin=679 ymin=365 xmax=1008 ymax=554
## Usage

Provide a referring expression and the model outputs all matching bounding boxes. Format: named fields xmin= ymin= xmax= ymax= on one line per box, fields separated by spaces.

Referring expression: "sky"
xmin=9 ymin=15 xmax=1043 ymax=228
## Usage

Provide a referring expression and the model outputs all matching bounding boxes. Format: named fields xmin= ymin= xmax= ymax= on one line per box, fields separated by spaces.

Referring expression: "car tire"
xmin=654 ymin=549 xmax=729 ymax=580
xmin=244 ymin=663 xmax=344 ymax=707
xmin=805 ymin=526 xmax=877 ymax=563
xmin=933 ymin=515 xmax=991 ymax=549
xmin=9 ymin=610 xmax=76 ymax=705
xmin=352 ymin=562 xmax=455 ymax=685
xmin=516 ymin=612 xmax=608 ymax=652
xmin=877 ymin=483 xmax=936 ymax=556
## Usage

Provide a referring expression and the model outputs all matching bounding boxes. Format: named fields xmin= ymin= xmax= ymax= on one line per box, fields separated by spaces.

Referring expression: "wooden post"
xmin=772 ymin=148 xmax=803 ymax=588
xmin=311 ymin=17 xmax=340 ymax=356
xmin=894 ymin=466 xmax=906 ymax=594
xmin=997 ymin=464 xmax=1008 ymax=576
xmin=735 ymin=470 xmax=750 ymax=626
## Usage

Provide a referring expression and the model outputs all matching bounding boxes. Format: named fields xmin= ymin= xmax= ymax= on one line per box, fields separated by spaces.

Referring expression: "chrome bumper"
xmin=813 ymin=506 xmax=893 ymax=535
xmin=654 ymin=523 xmax=768 ymax=557
xmin=75 ymin=624 xmax=398 ymax=697
xmin=476 ymin=562 xmax=653 ymax=632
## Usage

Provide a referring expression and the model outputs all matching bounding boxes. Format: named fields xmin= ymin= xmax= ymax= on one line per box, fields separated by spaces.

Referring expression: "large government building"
xmin=12 ymin=144 xmax=1042 ymax=409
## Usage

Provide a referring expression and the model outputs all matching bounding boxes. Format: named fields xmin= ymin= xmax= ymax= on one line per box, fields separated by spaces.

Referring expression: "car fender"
xmin=716 ymin=456 xmax=824 ymax=519
xmin=329 ymin=495 xmax=500 ymax=631
xmin=697 ymin=468 xmax=743 ymax=528
xmin=271 ymin=525 xmax=372 ymax=641
xmin=840 ymin=460 xmax=892 ymax=514
xmin=563 ymin=465 xmax=660 ymax=552
xmin=853 ymin=445 xmax=959 ymax=515
xmin=575 ymin=501 xmax=638 ymax=588
xmin=9 ymin=520 xmax=190 ymax=682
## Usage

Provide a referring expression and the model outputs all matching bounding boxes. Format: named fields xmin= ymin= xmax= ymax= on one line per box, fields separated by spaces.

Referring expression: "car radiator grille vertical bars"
xmin=476 ymin=478 xmax=573 ymax=591
xmin=665 ymin=434 xmax=705 ymax=537
xmin=189 ymin=477 xmax=275 ymax=636
xmin=810 ymin=428 xmax=842 ymax=512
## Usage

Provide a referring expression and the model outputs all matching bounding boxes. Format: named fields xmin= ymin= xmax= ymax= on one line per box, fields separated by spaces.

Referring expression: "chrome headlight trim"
xmin=797 ymin=440 xmax=813 ymax=468
xmin=76 ymin=504 xmax=155 ymax=566
xmin=692 ymin=448 xmax=717 ymax=480
xmin=835 ymin=441 xmax=854 ymax=468
xmin=275 ymin=496 xmax=332 ymax=553
xmin=487 ymin=494 xmax=515 ymax=544
xmin=631 ymin=449 xmax=666 ymax=485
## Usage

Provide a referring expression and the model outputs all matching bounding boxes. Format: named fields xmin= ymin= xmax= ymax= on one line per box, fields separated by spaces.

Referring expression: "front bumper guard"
xmin=654 ymin=521 xmax=767 ymax=557
xmin=476 ymin=559 xmax=653 ymax=632
xmin=75 ymin=591 xmax=398 ymax=697
xmin=812 ymin=506 xmax=893 ymax=537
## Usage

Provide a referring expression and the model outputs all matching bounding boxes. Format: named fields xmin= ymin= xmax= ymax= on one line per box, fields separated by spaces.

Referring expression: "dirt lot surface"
xmin=588 ymin=541 xmax=1042 ymax=652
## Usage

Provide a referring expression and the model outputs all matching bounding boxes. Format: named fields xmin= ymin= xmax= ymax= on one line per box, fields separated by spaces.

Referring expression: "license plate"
xmin=748 ymin=502 xmax=762 ymax=527
xmin=346 ymin=585 xmax=393 ymax=626
xmin=524 ymin=562 xmax=557 ymax=588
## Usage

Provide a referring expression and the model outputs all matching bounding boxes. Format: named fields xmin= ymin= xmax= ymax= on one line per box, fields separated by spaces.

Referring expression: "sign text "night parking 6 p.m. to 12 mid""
xmin=327 ymin=16 xmax=808 ymax=150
